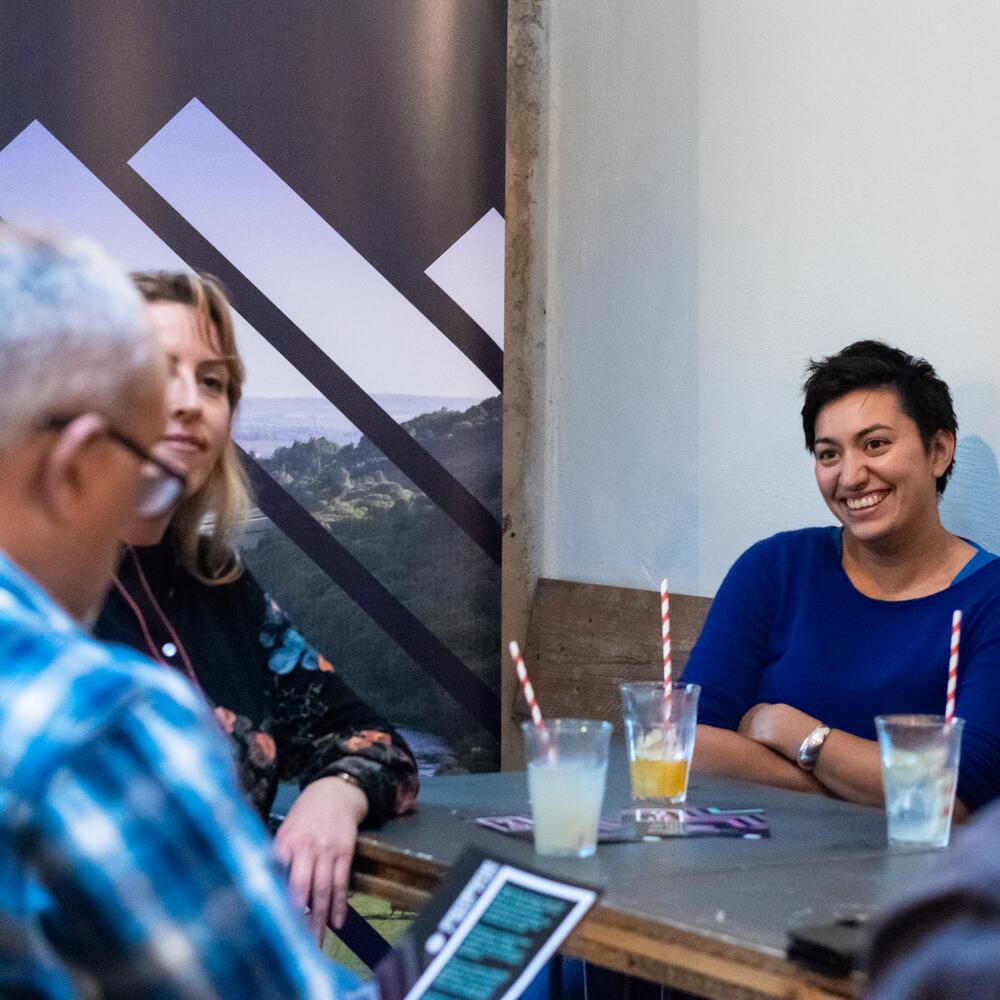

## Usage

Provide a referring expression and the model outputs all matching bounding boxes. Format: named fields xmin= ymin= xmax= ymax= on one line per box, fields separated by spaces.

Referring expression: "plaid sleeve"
xmin=14 ymin=677 xmax=376 ymax=1000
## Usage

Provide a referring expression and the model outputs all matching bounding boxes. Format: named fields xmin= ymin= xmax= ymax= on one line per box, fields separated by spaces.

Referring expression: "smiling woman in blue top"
xmin=683 ymin=341 xmax=1000 ymax=816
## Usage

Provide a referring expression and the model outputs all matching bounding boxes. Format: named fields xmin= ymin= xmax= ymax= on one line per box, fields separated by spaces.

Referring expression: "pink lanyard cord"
xmin=112 ymin=576 xmax=166 ymax=666
xmin=116 ymin=546 xmax=202 ymax=692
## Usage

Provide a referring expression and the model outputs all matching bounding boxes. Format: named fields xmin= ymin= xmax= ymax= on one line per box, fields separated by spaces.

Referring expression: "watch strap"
xmin=332 ymin=771 xmax=364 ymax=792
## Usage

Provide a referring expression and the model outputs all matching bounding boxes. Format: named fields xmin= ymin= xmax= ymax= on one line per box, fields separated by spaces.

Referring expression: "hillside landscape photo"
xmin=239 ymin=396 xmax=502 ymax=773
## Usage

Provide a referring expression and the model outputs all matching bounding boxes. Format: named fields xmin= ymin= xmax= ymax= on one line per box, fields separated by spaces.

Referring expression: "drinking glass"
xmin=876 ymin=714 xmax=963 ymax=849
xmin=620 ymin=681 xmax=700 ymax=804
xmin=522 ymin=719 xmax=613 ymax=858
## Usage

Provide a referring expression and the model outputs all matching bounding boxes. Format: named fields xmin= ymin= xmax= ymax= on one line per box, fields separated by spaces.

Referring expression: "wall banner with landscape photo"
xmin=0 ymin=1 xmax=506 ymax=774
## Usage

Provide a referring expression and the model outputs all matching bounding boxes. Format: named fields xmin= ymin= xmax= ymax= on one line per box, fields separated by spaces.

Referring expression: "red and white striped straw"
xmin=660 ymin=578 xmax=672 ymax=718
xmin=509 ymin=640 xmax=547 ymax=735
xmin=946 ymin=609 xmax=961 ymax=725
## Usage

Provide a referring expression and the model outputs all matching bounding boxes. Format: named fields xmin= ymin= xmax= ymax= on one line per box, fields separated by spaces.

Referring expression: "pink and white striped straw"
xmin=946 ymin=609 xmax=961 ymax=725
xmin=509 ymin=640 xmax=548 ymax=739
xmin=660 ymin=578 xmax=672 ymax=719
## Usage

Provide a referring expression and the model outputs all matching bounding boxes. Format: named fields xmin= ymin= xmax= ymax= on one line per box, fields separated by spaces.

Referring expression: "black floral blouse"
xmin=94 ymin=542 xmax=419 ymax=825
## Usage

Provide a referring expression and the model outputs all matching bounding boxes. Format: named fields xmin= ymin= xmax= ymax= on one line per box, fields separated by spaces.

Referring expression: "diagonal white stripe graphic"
xmin=425 ymin=207 xmax=505 ymax=348
xmin=0 ymin=118 xmax=497 ymax=513
xmin=0 ymin=119 xmax=496 ymax=701
xmin=129 ymin=98 xmax=496 ymax=401
xmin=0 ymin=120 xmax=317 ymax=406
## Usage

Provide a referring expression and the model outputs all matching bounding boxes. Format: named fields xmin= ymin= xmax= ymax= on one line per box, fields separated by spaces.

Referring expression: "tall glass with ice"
xmin=876 ymin=714 xmax=964 ymax=849
xmin=620 ymin=682 xmax=700 ymax=804
xmin=522 ymin=719 xmax=612 ymax=858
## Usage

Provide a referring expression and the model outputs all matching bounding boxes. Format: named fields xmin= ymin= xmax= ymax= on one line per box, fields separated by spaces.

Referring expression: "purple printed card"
xmin=471 ymin=809 xmax=768 ymax=842
xmin=622 ymin=807 xmax=770 ymax=839
xmin=472 ymin=815 xmax=632 ymax=842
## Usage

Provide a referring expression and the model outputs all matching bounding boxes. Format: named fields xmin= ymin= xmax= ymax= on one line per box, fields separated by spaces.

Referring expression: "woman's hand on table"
xmin=274 ymin=775 xmax=369 ymax=940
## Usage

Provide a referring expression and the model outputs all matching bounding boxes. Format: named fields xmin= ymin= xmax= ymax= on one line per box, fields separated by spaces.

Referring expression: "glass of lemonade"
xmin=875 ymin=714 xmax=964 ymax=849
xmin=620 ymin=682 xmax=700 ymax=804
xmin=522 ymin=719 xmax=613 ymax=858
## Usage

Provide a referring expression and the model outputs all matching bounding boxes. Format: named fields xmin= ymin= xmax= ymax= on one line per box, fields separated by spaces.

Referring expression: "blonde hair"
xmin=132 ymin=271 xmax=250 ymax=584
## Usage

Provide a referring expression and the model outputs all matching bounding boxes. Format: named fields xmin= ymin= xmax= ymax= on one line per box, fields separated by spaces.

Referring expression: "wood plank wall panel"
xmin=512 ymin=578 xmax=712 ymax=724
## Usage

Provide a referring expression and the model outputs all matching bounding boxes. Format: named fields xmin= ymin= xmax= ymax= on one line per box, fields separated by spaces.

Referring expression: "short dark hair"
xmin=801 ymin=340 xmax=958 ymax=495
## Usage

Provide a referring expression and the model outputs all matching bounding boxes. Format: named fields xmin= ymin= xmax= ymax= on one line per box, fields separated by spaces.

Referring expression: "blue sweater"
xmin=683 ymin=527 xmax=1000 ymax=811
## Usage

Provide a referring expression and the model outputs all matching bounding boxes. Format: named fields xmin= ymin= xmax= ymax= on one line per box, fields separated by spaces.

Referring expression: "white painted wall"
xmin=542 ymin=0 xmax=1000 ymax=596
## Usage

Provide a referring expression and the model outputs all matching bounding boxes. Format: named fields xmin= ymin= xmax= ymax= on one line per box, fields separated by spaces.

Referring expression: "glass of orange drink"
xmin=620 ymin=682 xmax=700 ymax=804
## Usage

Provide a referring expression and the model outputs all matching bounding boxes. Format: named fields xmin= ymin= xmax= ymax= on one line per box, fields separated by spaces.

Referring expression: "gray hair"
xmin=0 ymin=226 xmax=158 ymax=451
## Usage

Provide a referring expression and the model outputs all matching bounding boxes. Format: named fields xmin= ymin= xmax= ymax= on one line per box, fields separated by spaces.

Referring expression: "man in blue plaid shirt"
xmin=0 ymin=227 xmax=375 ymax=999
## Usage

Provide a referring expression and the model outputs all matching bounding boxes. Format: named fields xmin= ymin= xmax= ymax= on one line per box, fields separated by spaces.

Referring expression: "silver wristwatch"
xmin=797 ymin=725 xmax=831 ymax=771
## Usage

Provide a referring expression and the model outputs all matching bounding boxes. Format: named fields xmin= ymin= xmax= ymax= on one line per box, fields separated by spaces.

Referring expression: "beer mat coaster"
xmin=621 ymin=807 xmax=770 ymax=839
xmin=471 ymin=815 xmax=634 ymax=843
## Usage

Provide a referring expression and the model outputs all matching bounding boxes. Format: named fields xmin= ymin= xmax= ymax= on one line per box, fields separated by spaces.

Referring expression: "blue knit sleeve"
xmin=951 ymin=572 xmax=1000 ymax=811
xmin=682 ymin=536 xmax=782 ymax=730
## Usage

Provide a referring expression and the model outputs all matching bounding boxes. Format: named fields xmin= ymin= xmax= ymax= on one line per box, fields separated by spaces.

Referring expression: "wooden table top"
xmin=352 ymin=754 xmax=945 ymax=1000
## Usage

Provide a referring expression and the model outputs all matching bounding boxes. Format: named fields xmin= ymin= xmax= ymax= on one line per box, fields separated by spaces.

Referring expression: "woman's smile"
xmin=842 ymin=489 xmax=891 ymax=512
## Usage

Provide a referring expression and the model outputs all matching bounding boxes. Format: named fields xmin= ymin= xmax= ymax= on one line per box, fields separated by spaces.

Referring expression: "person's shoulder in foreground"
xmin=865 ymin=800 xmax=1000 ymax=999
xmin=0 ymin=555 xmax=373 ymax=999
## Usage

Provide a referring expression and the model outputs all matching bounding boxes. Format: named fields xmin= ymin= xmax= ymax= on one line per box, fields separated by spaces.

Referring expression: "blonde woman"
xmin=95 ymin=271 xmax=418 ymax=938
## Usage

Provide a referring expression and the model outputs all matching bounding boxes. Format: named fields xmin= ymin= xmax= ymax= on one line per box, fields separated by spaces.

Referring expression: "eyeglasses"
xmin=39 ymin=416 xmax=188 ymax=519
